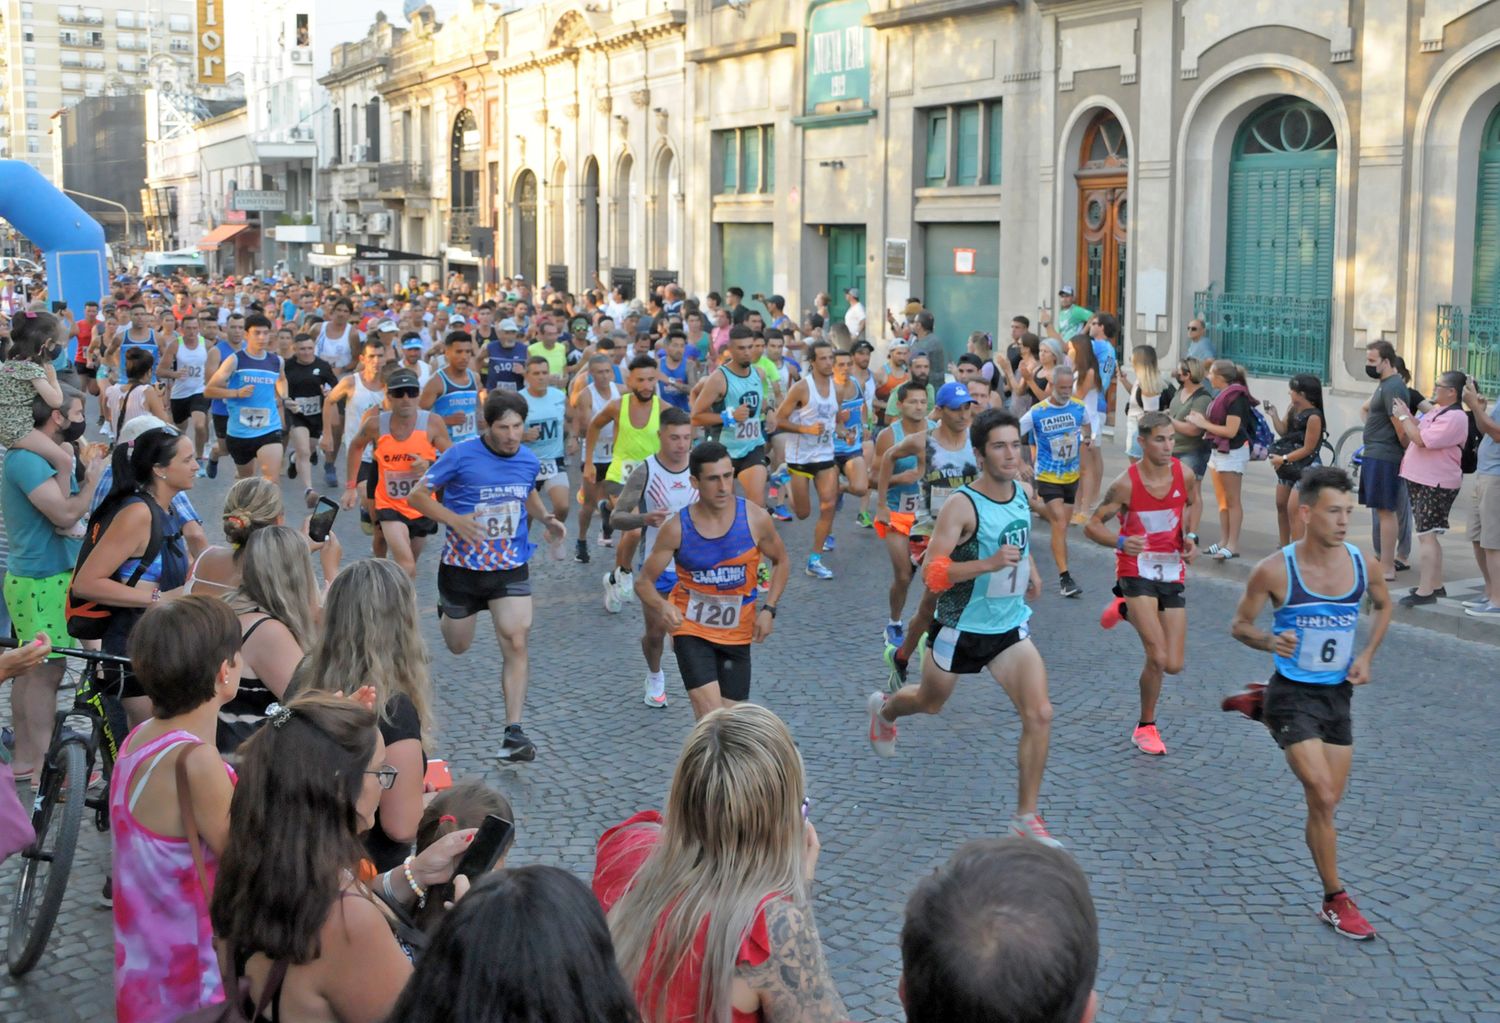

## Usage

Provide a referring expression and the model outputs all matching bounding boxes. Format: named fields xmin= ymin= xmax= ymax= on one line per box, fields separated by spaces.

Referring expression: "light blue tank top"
xmin=434 ymin=369 xmax=479 ymax=443
xmin=834 ymin=389 xmax=864 ymax=456
xmin=1272 ymin=542 xmax=1366 ymax=686
xmin=934 ymin=482 xmax=1033 ymax=636
xmin=715 ymin=365 xmax=764 ymax=457
xmin=524 ymin=386 xmax=567 ymax=460
xmin=886 ymin=421 xmax=920 ymax=513
xmin=119 ymin=329 xmax=159 ymax=384
xmin=209 ymin=340 xmax=237 ymax=416
xmin=226 ymin=349 xmax=282 ymax=438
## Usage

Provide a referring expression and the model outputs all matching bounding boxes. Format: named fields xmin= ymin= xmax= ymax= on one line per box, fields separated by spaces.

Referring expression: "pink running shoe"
xmin=867 ymin=692 xmax=897 ymax=757
xmin=1100 ymin=596 xmax=1126 ymax=629
xmin=1132 ymin=723 xmax=1167 ymax=756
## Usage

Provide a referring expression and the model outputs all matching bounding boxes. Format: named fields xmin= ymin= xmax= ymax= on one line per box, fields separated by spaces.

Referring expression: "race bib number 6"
xmin=1297 ymin=629 xmax=1353 ymax=674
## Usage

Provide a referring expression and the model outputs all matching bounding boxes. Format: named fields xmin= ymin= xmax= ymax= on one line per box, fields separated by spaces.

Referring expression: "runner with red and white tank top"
xmin=1084 ymin=410 xmax=1202 ymax=756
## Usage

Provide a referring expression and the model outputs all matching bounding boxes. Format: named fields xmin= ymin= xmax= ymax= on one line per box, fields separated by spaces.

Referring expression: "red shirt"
xmin=1116 ymin=459 xmax=1187 ymax=583
xmin=594 ymin=811 xmax=772 ymax=1023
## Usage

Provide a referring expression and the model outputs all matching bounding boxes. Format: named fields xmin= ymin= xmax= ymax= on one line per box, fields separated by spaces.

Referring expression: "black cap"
xmin=387 ymin=368 xmax=421 ymax=390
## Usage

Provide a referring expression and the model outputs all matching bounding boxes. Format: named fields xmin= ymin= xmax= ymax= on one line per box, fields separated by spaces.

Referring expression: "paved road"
xmin=3 ymin=468 xmax=1498 ymax=1023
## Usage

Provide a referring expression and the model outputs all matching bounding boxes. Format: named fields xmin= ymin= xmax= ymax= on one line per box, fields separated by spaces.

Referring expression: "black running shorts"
xmin=1263 ymin=673 xmax=1352 ymax=749
xmin=672 ymin=634 xmax=752 ymax=701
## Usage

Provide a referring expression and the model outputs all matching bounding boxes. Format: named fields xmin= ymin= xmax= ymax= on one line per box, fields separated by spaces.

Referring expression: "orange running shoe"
xmin=867 ymin=692 xmax=898 ymax=757
xmin=1132 ymin=723 xmax=1167 ymax=756
xmin=1100 ymin=596 xmax=1126 ymax=629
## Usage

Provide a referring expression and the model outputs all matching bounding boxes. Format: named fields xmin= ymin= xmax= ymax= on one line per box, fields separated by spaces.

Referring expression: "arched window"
xmin=365 ymin=97 xmax=381 ymax=163
xmin=1472 ymin=104 xmax=1500 ymax=308
xmin=613 ymin=153 xmax=634 ymax=269
xmin=582 ymin=157 xmax=601 ymax=279
xmin=514 ymin=169 xmax=537 ymax=282
xmin=651 ymin=148 xmax=679 ymax=272
xmin=549 ymin=160 xmax=567 ymax=267
xmin=449 ymin=109 xmax=480 ymax=246
xmin=332 ymin=107 xmax=342 ymax=164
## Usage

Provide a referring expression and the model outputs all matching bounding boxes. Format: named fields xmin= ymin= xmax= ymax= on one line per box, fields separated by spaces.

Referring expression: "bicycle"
xmin=2 ymin=637 xmax=131 ymax=977
xmin=1331 ymin=426 xmax=1364 ymax=485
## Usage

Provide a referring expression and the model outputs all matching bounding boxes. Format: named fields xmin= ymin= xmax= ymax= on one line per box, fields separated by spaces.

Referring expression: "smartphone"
xmin=454 ymin=813 xmax=514 ymax=881
xmin=423 ymin=759 xmax=453 ymax=791
xmin=307 ymin=496 xmax=340 ymax=543
xmin=51 ymin=300 xmax=66 ymax=314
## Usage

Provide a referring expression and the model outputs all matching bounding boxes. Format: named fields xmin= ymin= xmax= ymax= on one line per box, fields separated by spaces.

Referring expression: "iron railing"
xmin=378 ymin=163 xmax=429 ymax=193
xmin=1435 ymin=304 xmax=1500 ymax=394
xmin=449 ymin=207 xmax=478 ymax=247
xmin=1192 ymin=289 xmax=1330 ymax=378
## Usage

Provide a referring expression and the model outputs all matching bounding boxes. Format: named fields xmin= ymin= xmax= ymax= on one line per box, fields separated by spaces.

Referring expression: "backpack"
xmin=1249 ymin=407 xmax=1275 ymax=461
xmin=65 ymin=495 xmax=168 ymax=641
xmin=1460 ymin=409 xmax=1482 ymax=474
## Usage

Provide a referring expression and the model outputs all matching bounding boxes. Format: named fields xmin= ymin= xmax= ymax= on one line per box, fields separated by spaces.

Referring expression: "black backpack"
xmin=1460 ymin=409 xmax=1482 ymax=474
xmin=65 ymin=495 xmax=168 ymax=640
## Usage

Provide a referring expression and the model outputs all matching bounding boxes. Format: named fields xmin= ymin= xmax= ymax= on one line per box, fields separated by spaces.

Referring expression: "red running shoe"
xmin=1100 ymin=596 xmax=1126 ymax=629
xmin=1318 ymin=892 xmax=1377 ymax=941
xmin=1221 ymin=682 xmax=1267 ymax=722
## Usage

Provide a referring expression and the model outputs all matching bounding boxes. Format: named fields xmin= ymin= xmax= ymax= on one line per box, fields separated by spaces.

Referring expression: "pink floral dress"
xmin=109 ymin=727 xmax=236 ymax=1023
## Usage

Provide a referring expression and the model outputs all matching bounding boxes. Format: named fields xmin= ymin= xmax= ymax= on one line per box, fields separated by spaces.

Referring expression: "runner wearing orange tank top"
xmin=1084 ymin=410 xmax=1202 ymax=756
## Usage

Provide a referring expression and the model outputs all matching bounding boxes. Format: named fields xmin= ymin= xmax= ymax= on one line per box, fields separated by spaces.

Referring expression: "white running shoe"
xmin=1009 ymin=812 xmax=1064 ymax=849
xmin=867 ymin=691 xmax=898 ymax=757
xmin=643 ymin=674 xmax=667 ymax=708
xmin=602 ymin=572 xmax=623 ymax=614
xmin=616 ymin=569 xmax=635 ymax=604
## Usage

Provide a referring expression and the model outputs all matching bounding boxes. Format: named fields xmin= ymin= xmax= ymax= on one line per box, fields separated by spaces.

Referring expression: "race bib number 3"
xmin=473 ymin=501 xmax=519 ymax=540
xmin=1297 ymin=629 xmax=1353 ymax=674
xmin=1137 ymin=551 xmax=1183 ymax=582
xmin=684 ymin=592 xmax=743 ymax=630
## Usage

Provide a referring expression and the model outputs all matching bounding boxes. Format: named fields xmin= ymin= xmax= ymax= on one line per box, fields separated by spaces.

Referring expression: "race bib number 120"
xmin=684 ymin=592 xmax=742 ymax=630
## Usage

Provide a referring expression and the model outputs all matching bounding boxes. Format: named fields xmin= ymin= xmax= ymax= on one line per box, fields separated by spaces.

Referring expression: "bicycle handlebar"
xmin=0 ymin=635 xmax=132 ymax=666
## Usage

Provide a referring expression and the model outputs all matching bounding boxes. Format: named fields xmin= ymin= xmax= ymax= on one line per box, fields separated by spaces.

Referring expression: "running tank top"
xmin=606 ymin=393 xmax=661 ymax=484
xmin=209 ymin=340 xmax=239 ymax=415
xmin=225 ymin=350 xmax=282 ymax=438
xmin=875 ymin=365 xmax=909 ymax=401
xmin=670 ymin=497 xmax=760 ymax=645
xmin=1116 ymin=460 xmax=1187 ymax=584
xmin=886 ymin=421 xmax=921 ymax=513
xmin=523 ymin=387 xmax=568 ymax=461
xmin=344 ymin=373 xmax=386 ymax=462
xmin=715 ymin=365 xmax=764 ymax=457
xmin=171 ymin=339 xmax=207 ymax=399
xmin=119 ymin=329 xmax=160 ymax=383
xmin=1273 ymin=542 xmax=1366 ymax=686
xmin=917 ymin=433 xmax=980 ymax=533
xmin=640 ymin=454 xmax=698 ymax=577
xmin=934 ymin=482 xmax=1033 ymax=636
xmin=433 ymin=369 xmax=479 ymax=443
xmin=834 ymin=384 xmax=864 ymax=456
xmin=373 ymin=411 xmax=437 ymax=518
xmin=788 ymin=375 xmax=839 ymax=465
xmin=589 ymin=381 xmax=620 ymax=463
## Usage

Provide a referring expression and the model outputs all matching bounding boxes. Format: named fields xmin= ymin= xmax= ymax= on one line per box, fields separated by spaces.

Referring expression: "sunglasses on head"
xmin=389 ymin=387 xmax=419 ymax=398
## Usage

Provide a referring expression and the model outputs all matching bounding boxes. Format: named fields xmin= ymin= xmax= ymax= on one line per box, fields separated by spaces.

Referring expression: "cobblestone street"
xmin=2 ymin=472 xmax=1498 ymax=1022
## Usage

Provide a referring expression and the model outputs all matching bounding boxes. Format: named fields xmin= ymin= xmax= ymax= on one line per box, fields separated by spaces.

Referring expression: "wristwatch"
xmin=1185 ymin=532 xmax=1199 ymax=544
xmin=760 ymin=604 xmax=778 ymax=618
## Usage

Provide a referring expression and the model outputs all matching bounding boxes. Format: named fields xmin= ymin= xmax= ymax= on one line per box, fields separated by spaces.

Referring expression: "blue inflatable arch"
xmin=0 ymin=159 xmax=109 ymax=308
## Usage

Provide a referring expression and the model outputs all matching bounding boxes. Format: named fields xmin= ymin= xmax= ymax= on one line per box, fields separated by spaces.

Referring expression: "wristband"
xmin=760 ymin=604 xmax=777 ymax=618
xmin=923 ymin=555 xmax=955 ymax=592
xmin=1115 ymin=535 xmax=1126 ymax=552
xmin=721 ymin=409 xmax=736 ymax=428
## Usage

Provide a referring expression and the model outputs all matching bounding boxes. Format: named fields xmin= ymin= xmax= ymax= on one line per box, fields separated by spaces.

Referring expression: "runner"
xmin=202 ymin=314 xmax=244 ymax=479
xmin=420 ymin=331 xmax=482 ymax=444
xmin=656 ymin=330 xmax=695 ymax=414
xmin=603 ymin=406 xmax=697 ymax=707
xmin=587 ymin=354 xmax=663 ymax=611
xmin=483 ymin=317 xmax=529 ymax=392
xmin=104 ymin=303 xmax=161 ymax=384
xmin=161 ymin=311 xmax=210 ymax=475
xmin=323 ymin=338 xmax=390 ymax=544
xmin=343 ymin=367 xmax=452 ymax=578
xmin=828 ymin=347 xmax=871 ymax=550
xmin=313 ymin=298 xmax=362 ymax=484
xmin=849 ymin=339 xmax=879 ymax=526
xmin=633 ymin=440 xmax=789 ymax=719
xmin=521 ymin=354 xmax=571 ymax=560
xmin=573 ymin=353 xmax=620 ymax=561
xmin=408 ymin=389 xmax=565 ymax=763
xmin=873 ymin=382 xmax=931 ymax=647
xmin=1083 ymin=411 xmax=1201 ymax=755
xmin=1017 ymin=365 xmax=1091 ymax=598
xmin=203 ymin=312 xmax=286 ymax=482
xmin=281 ymin=332 xmax=336 ymax=507
xmin=690 ymin=326 xmax=772 ymax=506
xmin=776 ymin=339 xmax=843 ymax=579
xmin=1225 ymin=466 xmax=1392 ymax=940
xmin=397 ymin=333 xmax=434 ymax=387
xmin=879 ymin=381 xmax=981 ymax=688
xmin=866 ymin=407 xmax=1062 ymax=849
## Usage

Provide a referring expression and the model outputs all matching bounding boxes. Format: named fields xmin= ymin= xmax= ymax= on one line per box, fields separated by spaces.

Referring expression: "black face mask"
xmin=60 ymin=418 xmax=86 ymax=443
xmin=1365 ymin=365 xmax=1381 ymax=380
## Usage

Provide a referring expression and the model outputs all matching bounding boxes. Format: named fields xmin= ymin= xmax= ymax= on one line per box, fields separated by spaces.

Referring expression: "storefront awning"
xmin=197 ymin=223 xmax=249 ymax=250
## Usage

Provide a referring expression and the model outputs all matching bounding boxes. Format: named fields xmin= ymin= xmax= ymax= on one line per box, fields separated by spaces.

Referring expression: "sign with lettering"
xmin=196 ymin=0 xmax=225 ymax=85
xmin=805 ymin=0 xmax=872 ymax=115
xmin=230 ymin=190 xmax=287 ymax=212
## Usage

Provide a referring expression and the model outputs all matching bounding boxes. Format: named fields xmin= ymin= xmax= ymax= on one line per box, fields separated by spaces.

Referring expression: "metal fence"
xmin=1435 ymin=304 xmax=1500 ymax=394
xmin=1192 ymin=290 xmax=1330 ymax=378
xmin=377 ymin=163 xmax=429 ymax=193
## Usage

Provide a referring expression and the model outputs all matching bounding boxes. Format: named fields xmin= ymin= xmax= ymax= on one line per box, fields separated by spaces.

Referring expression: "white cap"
xmin=119 ymin=415 xmax=172 ymax=446
xmin=377 ymin=320 xmax=399 ymax=333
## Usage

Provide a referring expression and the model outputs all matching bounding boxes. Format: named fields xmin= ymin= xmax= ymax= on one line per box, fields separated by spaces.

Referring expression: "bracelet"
xmin=720 ymin=409 xmax=736 ymax=428
xmin=402 ymin=855 xmax=427 ymax=905
xmin=150 ymin=587 xmax=162 ymax=603
xmin=1115 ymin=535 xmax=1126 ymax=552
xmin=381 ymin=867 xmax=398 ymax=905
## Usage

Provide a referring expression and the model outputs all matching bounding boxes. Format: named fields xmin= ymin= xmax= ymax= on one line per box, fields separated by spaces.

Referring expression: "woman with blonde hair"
xmin=594 ymin=704 xmax=845 ymax=1023
xmin=187 ymin=477 xmax=340 ymax=596
xmin=216 ymin=525 xmax=323 ymax=758
xmin=1119 ymin=345 xmax=1175 ymax=463
xmin=291 ymin=558 xmax=435 ymax=872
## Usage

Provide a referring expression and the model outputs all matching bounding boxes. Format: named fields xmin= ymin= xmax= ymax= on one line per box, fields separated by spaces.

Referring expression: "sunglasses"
xmin=389 ymin=387 xmax=420 ymax=399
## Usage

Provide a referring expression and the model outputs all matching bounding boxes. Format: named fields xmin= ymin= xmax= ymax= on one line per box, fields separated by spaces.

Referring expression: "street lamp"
xmin=61 ymin=187 xmax=131 ymax=248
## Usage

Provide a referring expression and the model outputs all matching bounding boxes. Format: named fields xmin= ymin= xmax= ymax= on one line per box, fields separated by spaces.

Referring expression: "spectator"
xmin=105 ymin=348 xmax=169 ymax=433
xmin=1265 ymin=374 xmax=1327 ymax=545
xmin=185 ymin=476 xmax=281 ymax=596
xmin=1360 ymin=341 xmax=1409 ymax=581
xmin=210 ymin=692 xmax=474 ymax=1023
xmin=1005 ymin=332 xmax=1041 ymax=417
xmin=1185 ymin=317 xmax=1215 ymax=363
xmin=2 ymin=388 xmax=102 ymax=780
xmin=1186 ymin=360 xmax=1254 ymax=560
xmin=112 ymin=596 xmax=241 ymax=1023
xmin=391 ymin=867 xmax=641 ymax=1023
xmin=290 ymin=559 xmax=435 ymax=872
xmin=409 ymin=782 xmax=515 ymax=931
xmin=217 ymin=526 xmax=326 ymax=757
xmin=1119 ymin=345 xmax=1174 ymax=463
xmin=1024 ymin=337 xmax=1066 ymax=406
xmin=1463 ymin=380 xmax=1500 ymax=618
xmin=710 ymin=307 xmax=732 ymax=357
xmin=0 ymin=307 xmax=73 ymax=481
xmin=886 ymin=351 xmax=934 ymax=420
xmin=901 ymin=836 xmax=1098 ymax=1023
xmin=872 ymin=339 xmax=911 ymax=427
xmin=1066 ymin=333 xmax=1102 ymax=522
xmin=1393 ymin=370 xmax=1470 ymax=606
xmin=908 ymin=311 xmax=944 ymax=387
xmin=595 ymin=704 xmax=845 ymax=1023
xmin=843 ymin=287 xmax=867 ymax=340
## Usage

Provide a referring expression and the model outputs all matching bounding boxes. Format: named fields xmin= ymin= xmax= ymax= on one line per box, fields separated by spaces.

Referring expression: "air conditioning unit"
xmin=289 ymin=49 xmax=311 ymax=64
xmin=366 ymin=212 xmax=391 ymax=235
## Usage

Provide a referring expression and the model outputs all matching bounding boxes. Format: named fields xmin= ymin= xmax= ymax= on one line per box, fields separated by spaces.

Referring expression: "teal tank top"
xmin=715 ymin=364 xmax=764 ymax=457
xmin=934 ymin=481 xmax=1033 ymax=635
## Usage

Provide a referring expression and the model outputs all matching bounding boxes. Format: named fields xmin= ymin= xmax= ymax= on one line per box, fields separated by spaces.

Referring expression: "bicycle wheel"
xmin=1333 ymin=426 xmax=1363 ymax=469
xmin=7 ymin=739 xmax=87 ymax=976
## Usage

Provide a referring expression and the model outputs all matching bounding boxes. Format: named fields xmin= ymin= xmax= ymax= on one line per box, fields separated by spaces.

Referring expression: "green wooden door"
xmin=1473 ymin=105 xmax=1500 ymax=308
xmin=827 ymin=227 xmax=866 ymax=323
xmin=923 ymin=223 xmax=999 ymax=365
xmin=719 ymin=223 xmax=774 ymax=306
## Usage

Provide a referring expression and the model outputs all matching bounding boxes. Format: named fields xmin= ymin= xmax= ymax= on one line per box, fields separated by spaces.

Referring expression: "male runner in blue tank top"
xmin=1228 ymin=466 xmax=1391 ymax=940
xmin=420 ymin=331 xmax=482 ymax=444
xmin=866 ymin=406 xmax=1064 ymax=850
xmin=204 ymin=311 xmax=287 ymax=483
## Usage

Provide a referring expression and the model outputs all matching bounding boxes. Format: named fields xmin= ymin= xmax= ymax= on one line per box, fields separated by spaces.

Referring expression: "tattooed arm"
xmin=738 ymin=898 xmax=848 ymax=1023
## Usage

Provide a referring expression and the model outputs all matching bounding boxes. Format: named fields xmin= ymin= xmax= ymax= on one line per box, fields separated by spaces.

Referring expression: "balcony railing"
xmin=449 ymin=207 xmax=478 ymax=247
xmin=377 ymin=162 xmax=430 ymax=194
xmin=1193 ymin=289 xmax=1330 ymax=378
xmin=1436 ymin=304 xmax=1500 ymax=394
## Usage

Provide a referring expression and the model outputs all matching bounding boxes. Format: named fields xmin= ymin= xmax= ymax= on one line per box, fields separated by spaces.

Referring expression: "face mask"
xmin=1365 ymin=364 xmax=1381 ymax=380
xmin=60 ymin=418 xmax=86 ymax=443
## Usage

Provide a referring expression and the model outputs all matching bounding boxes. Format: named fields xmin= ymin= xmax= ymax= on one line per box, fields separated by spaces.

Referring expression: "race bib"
xmin=733 ymin=416 xmax=763 ymax=443
xmin=536 ymin=459 xmax=560 ymax=482
xmin=595 ymin=440 xmax=614 ymax=463
xmin=897 ymin=491 xmax=920 ymax=514
xmin=384 ymin=470 xmax=420 ymax=500
xmin=1137 ymin=551 xmax=1183 ymax=582
xmin=238 ymin=407 xmax=271 ymax=429
xmin=185 ymin=365 xmax=204 ymax=380
xmin=619 ymin=459 xmax=642 ymax=481
xmin=1048 ymin=432 xmax=1079 ymax=463
xmin=817 ymin=421 xmax=836 ymax=447
xmin=292 ymin=396 xmax=322 ymax=417
xmin=459 ymin=411 xmax=477 ymax=436
xmin=986 ymin=558 xmax=1030 ymax=599
xmin=1297 ymin=629 xmax=1353 ymax=674
xmin=929 ymin=485 xmax=954 ymax=514
xmin=684 ymin=591 xmax=743 ymax=631
xmin=473 ymin=501 xmax=520 ymax=540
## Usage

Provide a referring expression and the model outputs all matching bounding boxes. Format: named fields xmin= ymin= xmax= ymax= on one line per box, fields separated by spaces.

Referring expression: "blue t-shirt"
xmin=1091 ymin=339 xmax=1116 ymax=413
xmin=523 ymin=387 xmax=568 ymax=461
xmin=484 ymin=340 xmax=529 ymax=392
xmin=422 ymin=436 xmax=541 ymax=571
xmin=1 ymin=450 xmax=81 ymax=577
xmin=1019 ymin=399 xmax=1089 ymax=484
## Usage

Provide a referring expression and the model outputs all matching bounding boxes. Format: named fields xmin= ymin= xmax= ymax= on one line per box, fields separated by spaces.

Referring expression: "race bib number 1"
xmin=986 ymin=559 xmax=1030 ymax=598
xmin=684 ymin=592 xmax=743 ymax=630
xmin=473 ymin=501 xmax=519 ymax=540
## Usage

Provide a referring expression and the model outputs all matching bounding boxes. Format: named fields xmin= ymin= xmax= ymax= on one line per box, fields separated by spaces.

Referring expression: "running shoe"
xmin=770 ymin=503 xmax=794 ymax=522
xmin=1464 ymin=602 xmax=1500 ymax=619
xmin=206 ymin=457 xmax=219 ymax=479
xmin=304 ymin=487 xmax=318 ymax=511
xmin=322 ymin=463 xmax=338 ymax=488
xmin=1009 ymin=812 xmax=1064 ymax=849
xmin=599 ymin=500 xmax=613 ymax=536
xmin=603 ymin=572 xmax=623 ymax=614
xmin=288 ymin=460 xmax=298 ymax=480
xmin=1461 ymin=594 xmax=1492 ymax=609
xmin=883 ymin=622 xmax=904 ymax=649
xmin=1059 ymin=572 xmax=1082 ymax=598
xmin=616 ymin=570 xmax=636 ymax=604
xmin=196 ymin=460 xmax=208 ymax=479
xmin=1100 ymin=596 xmax=1126 ymax=629
xmin=496 ymin=724 xmax=537 ymax=763
xmin=1220 ymin=682 xmax=1267 ymax=722
xmin=805 ymin=554 xmax=834 ymax=579
xmin=574 ymin=539 xmax=591 ymax=564
xmin=867 ymin=691 xmax=898 ymax=756
xmin=1132 ymin=723 xmax=1167 ymax=756
xmin=359 ymin=509 xmax=374 ymax=536
xmin=1070 ymin=512 xmax=1087 ymax=527
xmin=883 ymin=642 xmax=908 ymax=691
xmin=99 ymin=420 xmax=114 ymax=441
xmin=822 ymin=535 xmax=836 ymax=553
xmin=855 ymin=510 xmax=873 ymax=528
xmin=1319 ymin=892 xmax=1377 ymax=941
xmin=644 ymin=674 xmax=668 ymax=708
xmin=310 ymin=450 xmax=319 ymax=466
xmin=912 ymin=630 xmax=928 ymax=673
xmin=598 ymin=534 xmax=615 ymax=548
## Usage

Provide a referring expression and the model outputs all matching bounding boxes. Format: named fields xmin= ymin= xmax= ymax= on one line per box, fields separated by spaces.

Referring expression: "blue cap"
xmin=935 ymin=381 xmax=975 ymax=409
